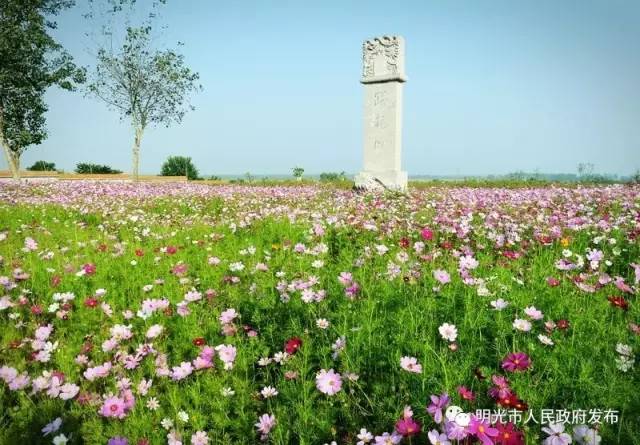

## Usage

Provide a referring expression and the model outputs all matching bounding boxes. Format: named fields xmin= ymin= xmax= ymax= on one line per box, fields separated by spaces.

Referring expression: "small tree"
xmin=27 ymin=160 xmax=56 ymax=171
xmin=87 ymin=23 xmax=201 ymax=181
xmin=0 ymin=0 xmax=84 ymax=179
xmin=292 ymin=166 xmax=304 ymax=181
xmin=160 ymin=155 xmax=199 ymax=180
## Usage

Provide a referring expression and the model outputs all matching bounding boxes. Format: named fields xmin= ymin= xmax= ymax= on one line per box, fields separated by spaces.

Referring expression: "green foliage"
xmin=0 ymin=0 xmax=84 ymax=175
xmin=160 ymin=155 xmax=199 ymax=180
xmin=26 ymin=160 xmax=56 ymax=171
xmin=87 ymin=26 xmax=201 ymax=129
xmin=319 ymin=171 xmax=348 ymax=182
xmin=74 ymin=162 xmax=122 ymax=174
xmin=292 ymin=166 xmax=305 ymax=179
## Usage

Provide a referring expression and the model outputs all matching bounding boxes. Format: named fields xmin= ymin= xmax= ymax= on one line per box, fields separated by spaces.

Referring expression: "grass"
xmin=0 ymin=181 xmax=638 ymax=445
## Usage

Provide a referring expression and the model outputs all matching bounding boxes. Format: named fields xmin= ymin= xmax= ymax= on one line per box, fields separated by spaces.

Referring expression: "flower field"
xmin=0 ymin=181 xmax=639 ymax=445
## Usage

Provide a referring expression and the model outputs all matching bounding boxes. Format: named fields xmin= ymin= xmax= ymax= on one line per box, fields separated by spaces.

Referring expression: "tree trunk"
xmin=0 ymin=114 xmax=20 ymax=180
xmin=131 ymin=125 xmax=144 ymax=182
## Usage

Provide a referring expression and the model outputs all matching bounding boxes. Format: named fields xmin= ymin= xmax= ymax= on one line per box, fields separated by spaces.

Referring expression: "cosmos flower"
xmin=468 ymin=416 xmax=499 ymax=445
xmin=542 ymin=423 xmax=572 ymax=445
xmin=502 ymin=352 xmax=531 ymax=372
xmin=439 ymin=323 xmax=458 ymax=342
xmin=255 ymin=413 xmax=276 ymax=437
xmin=99 ymin=396 xmax=127 ymax=419
xmin=395 ymin=416 xmax=421 ymax=437
xmin=315 ymin=369 xmax=342 ymax=395
xmin=426 ymin=393 xmax=450 ymax=424
xmin=400 ymin=356 xmax=422 ymax=374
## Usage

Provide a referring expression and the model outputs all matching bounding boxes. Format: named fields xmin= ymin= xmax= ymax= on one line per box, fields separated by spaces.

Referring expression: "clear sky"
xmin=5 ymin=0 xmax=640 ymax=176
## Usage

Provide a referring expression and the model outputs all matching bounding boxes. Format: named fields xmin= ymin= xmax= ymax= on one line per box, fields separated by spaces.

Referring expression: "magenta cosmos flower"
xmin=501 ymin=352 xmax=531 ymax=372
xmin=395 ymin=416 xmax=421 ymax=437
xmin=468 ymin=416 xmax=499 ymax=445
xmin=100 ymin=396 xmax=127 ymax=419
xmin=315 ymin=369 xmax=342 ymax=395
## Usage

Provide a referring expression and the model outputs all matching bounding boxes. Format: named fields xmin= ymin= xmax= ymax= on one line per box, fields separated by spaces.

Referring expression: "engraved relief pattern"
xmin=362 ymin=35 xmax=401 ymax=79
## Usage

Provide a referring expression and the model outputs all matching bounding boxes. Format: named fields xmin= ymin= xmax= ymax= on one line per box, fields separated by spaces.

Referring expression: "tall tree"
xmin=86 ymin=2 xmax=201 ymax=182
xmin=0 ymin=0 xmax=84 ymax=179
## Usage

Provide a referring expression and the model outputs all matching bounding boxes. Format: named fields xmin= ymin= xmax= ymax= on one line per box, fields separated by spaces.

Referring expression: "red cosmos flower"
xmin=166 ymin=246 xmax=177 ymax=255
xmin=421 ymin=227 xmax=434 ymax=241
xmin=97 ymin=243 xmax=108 ymax=252
xmin=497 ymin=394 xmax=528 ymax=411
xmin=437 ymin=242 xmax=450 ymax=251
xmin=399 ymin=237 xmax=410 ymax=248
xmin=82 ymin=263 xmax=96 ymax=275
xmin=556 ymin=319 xmax=570 ymax=330
xmin=284 ymin=337 xmax=302 ymax=355
xmin=81 ymin=341 xmax=93 ymax=354
xmin=31 ymin=305 xmax=43 ymax=315
xmin=192 ymin=337 xmax=206 ymax=347
xmin=502 ymin=251 xmax=520 ymax=260
xmin=135 ymin=249 xmax=145 ymax=257
xmin=608 ymin=295 xmax=629 ymax=311
xmin=457 ymin=385 xmax=476 ymax=401
xmin=84 ymin=297 xmax=98 ymax=308
xmin=501 ymin=352 xmax=531 ymax=372
xmin=137 ymin=440 xmax=150 ymax=445
xmin=546 ymin=277 xmax=560 ymax=287
xmin=395 ymin=416 xmax=421 ymax=437
xmin=51 ymin=275 xmax=61 ymax=287
xmin=495 ymin=422 xmax=525 ymax=445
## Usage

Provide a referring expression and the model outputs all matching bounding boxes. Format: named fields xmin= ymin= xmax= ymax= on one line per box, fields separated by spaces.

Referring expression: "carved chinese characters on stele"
xmin=355 ymin=35 xmax=408 ymax=191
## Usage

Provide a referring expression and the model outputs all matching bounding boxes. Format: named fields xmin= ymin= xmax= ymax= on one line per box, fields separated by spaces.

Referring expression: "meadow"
xmin=0 ymin=181 xmax=638 ymax=445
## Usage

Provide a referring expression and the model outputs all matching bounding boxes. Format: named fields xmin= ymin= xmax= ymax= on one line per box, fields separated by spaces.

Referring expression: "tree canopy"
xmin=0 ymin=0 xmax=84 ymax=178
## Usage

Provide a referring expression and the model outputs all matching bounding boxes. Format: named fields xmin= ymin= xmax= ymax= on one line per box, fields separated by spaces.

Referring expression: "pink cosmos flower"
xmin=59 ymin=383 xmax=80 ymax=400
xmin=400 ymin=356 xmax=423 ymax=374
xmin=338 ymin=271 xmax=353 ymax=285
xmin=524 ymin=306 xmax=543 ymax=320
xmin=542 ymin=423 xmax=572 ymax=445
xmin=176 ymin=301 xmax=191 ymax=317
xmin=100 ymin=396 xmax=127 ymax=419
xmin=428 ymin=429 xmax=452 ymax=445
xmin=255 ymin=413 xmax=276 ymax=438
xmin=315 ymin=369 xmax=342 ymax=395
xmin=374 ymin=432 xmax=402 ymax=445
xmin=184 ymin=290 xmax=202 ymax=302
xmin=433 ymin=269 xmax=451 ymax=284
xmin=215 ymin=344 xmax=237 ymax=370
xmin=191 ymin=431 xmax=209 ymax=445
xmin=427 ymin=393 xmax=450 ymax=424
xmin=502 ymin=352 xmax=531 ymax=372
xmin=171 ymin=362 xmax=194 ymax=380
xmin=219 ymin=308 xmax=238 ymax=324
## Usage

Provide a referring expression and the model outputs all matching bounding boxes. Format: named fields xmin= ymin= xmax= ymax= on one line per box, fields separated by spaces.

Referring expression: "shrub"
xmin=75 ymin=163 xmax=122 ymax=174
xmin=160 ymin=156 xmax=199 ymax=180
xmin=27 ymin=160 xmax=56 ymax=171
xmin=319 ymin=171 xmax=347 ymax=182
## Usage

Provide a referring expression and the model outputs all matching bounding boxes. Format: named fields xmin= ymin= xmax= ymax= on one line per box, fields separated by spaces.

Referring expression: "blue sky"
xmin=6 ymin=0 xmax=640 ymax=176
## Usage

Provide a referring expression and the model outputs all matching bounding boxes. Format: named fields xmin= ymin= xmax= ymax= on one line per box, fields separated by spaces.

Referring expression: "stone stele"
xmin=354 ymin=35 xmax=408 ymax=191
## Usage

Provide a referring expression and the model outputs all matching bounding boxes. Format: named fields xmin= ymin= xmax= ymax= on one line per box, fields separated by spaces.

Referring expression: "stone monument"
xmin=354 ymin=35 xmax=408 ymax=191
